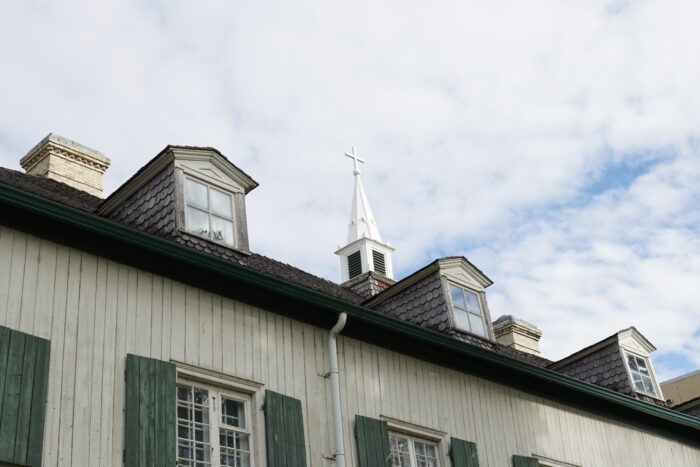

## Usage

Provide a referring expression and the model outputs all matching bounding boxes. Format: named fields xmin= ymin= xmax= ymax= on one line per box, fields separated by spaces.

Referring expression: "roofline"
xmin=364 ymin=256 xmax=493 ymax=308
xmin=1 ymin=181 xmax=699 ymax=441
xmin=661 ymin=369 xmax=700 ymax=386
xmin=98 ymin=145 xmax=259 ymax=215
xmin=672 ymin=396 xmax=700 ymax=412
xmin=549 ymin=327 xmax=654 ymax=370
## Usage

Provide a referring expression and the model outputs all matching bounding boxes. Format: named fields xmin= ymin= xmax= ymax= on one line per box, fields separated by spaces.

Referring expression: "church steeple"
xmin=346 ymin=148 xmax=382 ymax=243
xmin=336 ymin=148 xmax=395 ymax=283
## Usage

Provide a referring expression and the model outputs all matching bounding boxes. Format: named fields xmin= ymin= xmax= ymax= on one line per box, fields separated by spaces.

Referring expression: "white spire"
xmin=336 ymin=147 xmax=395 ymax=283
xmin=345 ymin=147 xmax=382 ymax=243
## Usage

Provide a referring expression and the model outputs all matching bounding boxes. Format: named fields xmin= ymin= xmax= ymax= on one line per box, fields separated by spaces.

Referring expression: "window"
xmin=623 ymin=351 xmax=659 ymax=397
xmin=185 ymin=178 xmax=235 ymax=247
xmin=389 ymin=433 xmax=439 ymax=467
xmin=177 ymin=382 xmax=252 ymax=467
xmin=447 ymin=283 xmax=487 ymax=337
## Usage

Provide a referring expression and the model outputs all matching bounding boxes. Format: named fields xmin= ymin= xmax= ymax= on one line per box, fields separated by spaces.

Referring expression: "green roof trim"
xmin=1 ymin=182 xmax=699 ymax=441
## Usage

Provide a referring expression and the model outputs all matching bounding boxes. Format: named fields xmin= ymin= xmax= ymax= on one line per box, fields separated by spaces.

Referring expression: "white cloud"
xmin=1 ymin=0 xmax=699 ymax=376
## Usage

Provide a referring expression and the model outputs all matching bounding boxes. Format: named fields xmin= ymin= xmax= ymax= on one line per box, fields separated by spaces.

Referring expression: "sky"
xmin=1 ymin=0 xmax=699 ymax=381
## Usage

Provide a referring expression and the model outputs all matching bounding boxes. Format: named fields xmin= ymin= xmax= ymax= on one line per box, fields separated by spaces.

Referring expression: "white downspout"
xmin=328 ymin=312 xmax=347 ymax=467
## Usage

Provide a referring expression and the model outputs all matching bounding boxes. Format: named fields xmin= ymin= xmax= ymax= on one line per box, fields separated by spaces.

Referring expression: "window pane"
xmin=186 ymin=179 xmax=208 ymax=209
xmin=415 ymin=441 xmax=437 ymax=458
xmin=177 ymin=385 xmax=211 ymax=467
xmin=390 ymin=435 xmax=412 ymax=467
xmin=453 ymin=308 xmax=470 ymax=331
xmin=642 ymin=376 xmax=656 ymax=395
xmin=220 ymin=426 xmax=251 ymax=467
xmin=464 ymin=290 xmax=482 ymax=315
xmin=187 ymin=207 xmax=210 ymax=238
xmin=211 ymin=216 xmax=234 ymax=245
xmin=221 ymin=398 xmax=246 ymax=428
xmin=450 ymin=284 xmax=466 ymax=309
xmin=627 ymin=354 xmax=638 ymax=371
xmin=468 ymin=313 xmax=486 ymax=337
xmin=178 ymin=385 xmax=192 ymax=402
xmin=210 ymin=188 xmax=233 ymax=218
xmin=636 ymin=357 xmax=650 ymax=376
xmin=632 ymin=372 xmax=645 ymax=392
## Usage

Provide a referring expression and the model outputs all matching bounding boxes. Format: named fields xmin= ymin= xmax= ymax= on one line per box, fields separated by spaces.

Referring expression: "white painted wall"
xmin=0 ymin=225 xmax=698 ymax=467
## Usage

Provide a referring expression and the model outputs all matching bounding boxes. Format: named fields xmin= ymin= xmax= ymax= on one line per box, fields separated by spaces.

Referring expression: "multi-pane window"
xmin=624 ymin=351 xmax=659 ymax=397
xmin=177 ymin=383 xmax=252 ymax=467
xmin=389 ymin=433 xmax=439 ymax=467
xmin=448 ymin=283 xmax=487 ymax=337
xmin=185 ymin=178 xmax=235 ymax=246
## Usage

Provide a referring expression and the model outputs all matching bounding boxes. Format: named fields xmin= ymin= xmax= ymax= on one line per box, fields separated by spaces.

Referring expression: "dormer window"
xmin=185 ymin=178 xmax=236 ymax=246
xmin=623 ymin=351 xmax=660 ymax=397
xmin=448 ymin=283 xmax=487 ymax=337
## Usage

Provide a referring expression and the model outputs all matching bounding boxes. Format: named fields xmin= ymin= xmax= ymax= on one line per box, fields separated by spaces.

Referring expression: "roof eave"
xmin=0 ymin=180 xmax=699 ymax=441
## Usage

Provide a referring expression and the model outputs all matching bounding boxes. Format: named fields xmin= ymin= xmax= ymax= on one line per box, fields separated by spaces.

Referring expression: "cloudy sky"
xmin=1 ymin=0 xmax=699 ymax=380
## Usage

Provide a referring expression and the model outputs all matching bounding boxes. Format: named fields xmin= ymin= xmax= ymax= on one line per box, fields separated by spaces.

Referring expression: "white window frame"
xmin=388 ymin=431 xmax=441 ymax=467
xmin=183 ymin=175 xmax=238 ymax=248
xmin=176 ymin=378 xmax=255 ymax=467
xmin=621 ymin=349 xmax=662 ymax=399
xmin=445 ymin=281 xmax=489 ymax=338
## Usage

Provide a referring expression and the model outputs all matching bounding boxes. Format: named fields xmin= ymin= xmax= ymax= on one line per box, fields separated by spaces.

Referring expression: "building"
xmin=662 ymin=371 xmax=700 ymax=419
xmin=0 ymin=134 xmax=698 ymax=467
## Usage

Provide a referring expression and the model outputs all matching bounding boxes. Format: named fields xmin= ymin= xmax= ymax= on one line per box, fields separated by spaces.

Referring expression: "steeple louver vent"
xmin=348 ymin=251 xmax=362 ymax=279
xmin=372 ymin=250 xmax=386 ymax=276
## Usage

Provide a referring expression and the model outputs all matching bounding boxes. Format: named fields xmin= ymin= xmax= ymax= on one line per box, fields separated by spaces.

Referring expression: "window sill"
xmin=178 ymin=228 xmax=251 ymax=256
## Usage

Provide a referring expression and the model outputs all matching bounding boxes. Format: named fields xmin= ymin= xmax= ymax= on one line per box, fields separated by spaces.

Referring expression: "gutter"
xmin=0 ymin=182 xmax=699 ymax=438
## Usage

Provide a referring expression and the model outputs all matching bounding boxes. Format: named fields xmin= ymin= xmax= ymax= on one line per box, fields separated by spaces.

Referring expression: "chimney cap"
xmin=21 ymin=133 xmax=110 ymax=170
xmin=20 ymin=133 xmax=110 ymax=197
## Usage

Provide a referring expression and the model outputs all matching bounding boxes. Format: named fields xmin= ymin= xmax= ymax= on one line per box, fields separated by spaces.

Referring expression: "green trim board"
xmin=124 ymin=354 xmax=176 ymax=467
xmin=354 ymin=415 xmax=391 ymax=467
xmin=450 ymin=437 xmax=480 ymax=467
xmin=0 ymin=182 xmax=699 ymax=443
xmin=0 ymin=325 xmax=50 ymax=467
xmin=263 ymin=390 xmax=307 ymax=467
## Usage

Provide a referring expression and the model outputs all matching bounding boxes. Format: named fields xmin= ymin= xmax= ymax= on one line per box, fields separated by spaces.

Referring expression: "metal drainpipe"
xmin=328 ymin=312 xmax=347 ymax=467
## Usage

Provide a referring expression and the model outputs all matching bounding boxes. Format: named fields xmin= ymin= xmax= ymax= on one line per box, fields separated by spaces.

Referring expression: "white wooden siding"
xmin=0 ymin=225 xmax=698 ymax=466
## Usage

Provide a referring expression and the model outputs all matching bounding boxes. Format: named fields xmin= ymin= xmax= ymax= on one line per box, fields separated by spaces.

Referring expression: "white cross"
xmin=345 ymin=146 xmax=365 ymax=175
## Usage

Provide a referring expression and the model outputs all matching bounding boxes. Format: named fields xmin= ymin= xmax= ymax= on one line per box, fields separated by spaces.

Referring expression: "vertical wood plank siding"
xmin=354 ymin=415 xmax=391 ymax=467
xmin=0 ymin=226 xmax=699 ymax=466
xmin=124 ymin=353 xmax=176 ymax=467
xmin=450 ymin=437 xmax=480 ymax=467
xmin=0 ymin=325 xmax=50 ymax=467
xmin=264 ymin=390 xmax=308 ymax=467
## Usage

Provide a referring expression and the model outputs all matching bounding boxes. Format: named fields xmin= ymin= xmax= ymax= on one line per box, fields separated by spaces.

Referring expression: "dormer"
xmin=550 ymin=327 xmax=666 ymax=405
xmin=366 ymin=257 xmax=496 ymax=341
xmin=99 ymin=145 xmax=258 ymax=254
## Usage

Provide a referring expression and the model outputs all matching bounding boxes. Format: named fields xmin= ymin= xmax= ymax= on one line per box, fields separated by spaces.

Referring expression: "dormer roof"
xmin=365 ymin=256 xmax=493 ymax=308
xmin=550 ymin=327 xmax=655 ymax=370
xmin=98 ymin=145 xmax=258 ymax=215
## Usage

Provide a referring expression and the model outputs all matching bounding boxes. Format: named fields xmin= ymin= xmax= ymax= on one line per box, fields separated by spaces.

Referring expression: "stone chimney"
xmin=20 ymin=134 xmax=110 ymax=197
xmin=493 ymin=315 xmax=543 ymax=356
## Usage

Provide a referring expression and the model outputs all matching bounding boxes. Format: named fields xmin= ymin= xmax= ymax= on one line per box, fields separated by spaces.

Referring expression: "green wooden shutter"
xmin=124 ymin=353 xmax=176 ymax=467
xmin=354 ymin=415 xmax=391 ymax=467
xmin=512 ymin=454 xmax=540 ymax=467
xmin=264 ymin=390 xmax=307 ymax=467
xmin=0 ymin=325 xmax=50 ymax=467
xmin=450 ymin=437 xmax=480 ymax=467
